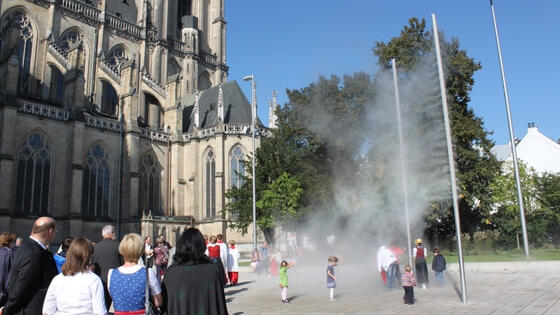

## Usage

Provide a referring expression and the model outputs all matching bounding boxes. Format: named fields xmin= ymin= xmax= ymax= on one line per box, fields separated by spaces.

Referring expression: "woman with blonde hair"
xmin=43 ymin=238 xmax=107 ymax=315
xmin=108 ymin=233 xmax=162 ymax=315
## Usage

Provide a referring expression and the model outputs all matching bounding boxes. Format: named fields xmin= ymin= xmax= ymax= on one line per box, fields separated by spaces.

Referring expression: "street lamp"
xmin=243 ymin=75 xmax=258 ymax=250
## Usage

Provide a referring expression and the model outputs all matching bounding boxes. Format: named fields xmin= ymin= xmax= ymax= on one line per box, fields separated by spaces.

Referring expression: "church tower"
xmin=0 ymin=0 xmax=261 ymax=250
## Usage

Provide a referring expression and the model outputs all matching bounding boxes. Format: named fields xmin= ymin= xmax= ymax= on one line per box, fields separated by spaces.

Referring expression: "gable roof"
xmin=180 ymin=81 xmax=259 ymax=132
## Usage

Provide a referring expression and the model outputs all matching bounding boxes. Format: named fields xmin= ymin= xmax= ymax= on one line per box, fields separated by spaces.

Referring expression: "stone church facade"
xmin=0 ymin=0 xmax=273 ymax=246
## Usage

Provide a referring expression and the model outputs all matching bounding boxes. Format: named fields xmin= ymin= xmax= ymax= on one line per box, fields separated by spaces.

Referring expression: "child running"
xmin=401 ymin=265 xmax=417 ymax=305
xmin=327 ymin=256 xmax=338 ymax=301
xmin=279 ymin=260 xmax=295 ymax=303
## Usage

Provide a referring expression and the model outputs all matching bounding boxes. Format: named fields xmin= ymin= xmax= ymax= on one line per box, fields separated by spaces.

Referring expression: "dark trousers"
xmin=403 ymin=286 xmax=415 ymax=304
xmin=156 ymin=264 xmax=167 ymax=281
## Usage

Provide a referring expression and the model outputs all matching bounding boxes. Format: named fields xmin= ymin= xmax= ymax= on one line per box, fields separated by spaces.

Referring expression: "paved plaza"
xmin=225 ymin=261 xmax=560 ymax=314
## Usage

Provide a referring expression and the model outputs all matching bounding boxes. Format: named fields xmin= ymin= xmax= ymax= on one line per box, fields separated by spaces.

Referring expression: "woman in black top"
xmin=162 ymin=228 xmax=228 ymax=315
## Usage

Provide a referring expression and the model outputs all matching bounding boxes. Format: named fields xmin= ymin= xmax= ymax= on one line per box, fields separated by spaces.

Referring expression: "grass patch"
xmin=429 ymin=248 xmax=560 ymax=264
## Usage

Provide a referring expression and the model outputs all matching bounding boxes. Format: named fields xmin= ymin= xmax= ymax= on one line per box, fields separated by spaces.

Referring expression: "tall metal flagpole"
xmin=391 ymin=59 xmax=413 ymax=269
xmin=490 ymin=0 xmax=530 ymax=258
xmin=244 ymin=75 xmax=258 ymax=250
xmin=432 ymin=13 xmax=468 ymax=303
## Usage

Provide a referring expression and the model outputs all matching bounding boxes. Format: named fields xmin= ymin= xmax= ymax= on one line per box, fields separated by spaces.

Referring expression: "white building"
xmin=491 ymin=123 xmax=560 ymax=174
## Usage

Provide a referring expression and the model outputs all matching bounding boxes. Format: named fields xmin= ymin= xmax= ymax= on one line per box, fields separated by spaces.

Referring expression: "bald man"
xmin=0 ymin=217 xmax=58 ymax=315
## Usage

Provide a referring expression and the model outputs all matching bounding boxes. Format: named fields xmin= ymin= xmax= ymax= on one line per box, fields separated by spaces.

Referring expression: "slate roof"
xmin=180 ymin=81 xmax=261 ymax=133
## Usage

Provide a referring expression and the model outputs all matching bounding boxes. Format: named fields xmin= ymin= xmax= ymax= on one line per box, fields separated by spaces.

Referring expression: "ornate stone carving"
xmin=56 ymin=0 xmax=101 ymax=27
xmin=140 ymin=128 xmax=169 ymax=143
xmin=142 ymin=73 xmax=167 ymax=98
xmin=224 ymin=124 xmax=251 ymax=135
xmin=86 ymin=116 xmax=122 ymax=132
xmin=18 ymin=99 xmax=70 ymax=121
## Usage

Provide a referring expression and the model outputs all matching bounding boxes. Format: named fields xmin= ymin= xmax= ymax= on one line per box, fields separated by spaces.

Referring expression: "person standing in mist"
xmin=413 ymin=239 xmax=429 ymax=289
xmin=377 ymin=246 xmax=399 ymax=291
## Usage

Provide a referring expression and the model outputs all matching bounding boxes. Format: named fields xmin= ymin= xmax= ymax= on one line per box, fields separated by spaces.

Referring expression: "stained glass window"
xmin=2 ymin=11 xmax=34 ymax=94
xmin=15 ymin=133 xmax=51 ymax=215
xmin=139 ymin=152 xmax=161 ymax=216
xmin=205 ymin=149 xmax=215 ymax=218
xmin=230 ymin=146 xmax=245 ymax=188
xmin=81 ymin=144 xmax=111 ymax=218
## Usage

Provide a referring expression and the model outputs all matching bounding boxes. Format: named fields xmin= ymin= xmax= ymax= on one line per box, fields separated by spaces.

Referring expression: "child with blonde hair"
xmin=327 ymin=256 xmax=338 ymax=301
xmin=401 ymin=265 xmax=417 ymax=305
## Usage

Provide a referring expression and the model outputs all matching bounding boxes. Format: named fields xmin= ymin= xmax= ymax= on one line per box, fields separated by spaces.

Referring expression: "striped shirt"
xmin=401 ymin=272 xmax=417 ymax=287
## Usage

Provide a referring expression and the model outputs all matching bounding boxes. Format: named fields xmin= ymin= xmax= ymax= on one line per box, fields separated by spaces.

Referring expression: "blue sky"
xmin=226 ymin=1 xmax=560 ymax=145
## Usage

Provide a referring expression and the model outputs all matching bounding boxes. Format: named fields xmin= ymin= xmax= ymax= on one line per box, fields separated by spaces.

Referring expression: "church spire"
xmin=269 ymin=90 xmax=278 ymax=129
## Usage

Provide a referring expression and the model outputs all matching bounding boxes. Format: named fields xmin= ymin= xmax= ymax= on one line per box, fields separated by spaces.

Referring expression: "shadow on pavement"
xmin=288 ymin=294 xmax=303 ymax=302
xmin=233 ymin=281 xmax=255 ymax=286
xmin=226 ymin=288 xmax=248 ymax=296
xmin=445 ymin=271 xmax=462 ymax=301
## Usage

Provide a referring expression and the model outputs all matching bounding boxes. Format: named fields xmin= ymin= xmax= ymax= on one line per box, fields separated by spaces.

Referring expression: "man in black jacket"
xmin=93 ymin=225 xmax=122 ymax=310
xmin=0 ymin=217 xmax=58 ymax=315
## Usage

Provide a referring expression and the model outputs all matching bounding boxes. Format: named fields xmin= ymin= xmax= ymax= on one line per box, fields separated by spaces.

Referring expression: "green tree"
xmin=256 ymin=172 xmax=303 ymax=231
xmin=536 ymin=173 xmax=560 ymax=245
xmin=225 ymin=73 xmax=375 ymax=243
xmin=489 ymin=161 xmax=542 ymax=248
xmin=373 ymin=18 xmax=500 ymax=239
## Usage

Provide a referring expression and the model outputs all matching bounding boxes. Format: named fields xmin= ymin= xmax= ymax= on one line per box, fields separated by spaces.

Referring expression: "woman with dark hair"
xmin=162 ymin=228 xmax=228 ymax=315
xmin=0 ymin=232 xmax=15 ymax=307
xmin=54 ymin=237 xmax=73 ymax=273
xmin=43 ymin=238 xmax=107 ymax=315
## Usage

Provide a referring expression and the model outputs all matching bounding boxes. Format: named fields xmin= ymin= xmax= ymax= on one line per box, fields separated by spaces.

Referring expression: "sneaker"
xmin=422 ymin=284 xmax=426 ymax=290
xmin=330 ymin=298 xmax=336 ymax=302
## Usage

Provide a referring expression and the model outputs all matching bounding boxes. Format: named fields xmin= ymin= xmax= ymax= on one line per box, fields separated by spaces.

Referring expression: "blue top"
xmin=53 ymin=254 xmax=66 ymax=273
xmin=327 ymin=265 xmax=336 ymax=288
xmin=109 ymin=267 xmax=146 ymax=311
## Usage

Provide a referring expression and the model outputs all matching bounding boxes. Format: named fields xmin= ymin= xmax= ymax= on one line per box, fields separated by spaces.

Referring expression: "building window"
xmin=81 ymin=144 xmax=111 ymax=218
xmin=2 ymin=11 xmax=33 ymax=94
xmin=101 ymin=81 xmax=118 ymax=115
xmin=49 ymin=66 xmax=64 ymax=104
xmin=107 ymin=46 xmax=128 ymax=75
xmin=205 ymin=149 xmax=215 ymax=218
xmin=14 ymin=133 xmax=51 ymax=216
xmin=230 ymin=146 xmax=245 ymax=188
xmin=60 ymin=29 xmax=82 ymax=53
xmin=139 ymin=152 xmax=161 ymax=216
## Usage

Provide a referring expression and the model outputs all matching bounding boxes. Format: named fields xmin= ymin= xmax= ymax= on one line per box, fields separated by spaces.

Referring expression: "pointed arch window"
xmin=14 ymin=133 xmax=51 ymax=216
xmin=60 ymin=29 xmax=82 ymax=55
xmin=49 ymin=66 xmax=64 ymax=104
xmin=81 ymin=144 xmax=111 ymax=218
xmin=230 ymin=146 xmax=245 ymax=188
xmin=101 ymin=80 xmax=118 ymax=115
xmin=205 ymin=149 xmax=216 ymax=218
xmin=139 ymin=152 xmax=161 ymax=216
xmin=108 ymin=46 xmax=128 ymax=75
xmin=2 ymin=11 xmax=33 ymax=94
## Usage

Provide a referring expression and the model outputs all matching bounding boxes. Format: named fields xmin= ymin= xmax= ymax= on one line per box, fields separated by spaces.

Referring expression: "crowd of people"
xmin=0 ymin=218 xmax=450 ymax=313
xmin=375 ymin=238 xmax=447 ymax=305
xmin=0 ymin=217 xmax=230 ymax=315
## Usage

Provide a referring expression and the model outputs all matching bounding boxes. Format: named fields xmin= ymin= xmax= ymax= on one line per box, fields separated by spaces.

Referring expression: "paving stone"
xmin=225 ymin=261 xmax=560 ymax=314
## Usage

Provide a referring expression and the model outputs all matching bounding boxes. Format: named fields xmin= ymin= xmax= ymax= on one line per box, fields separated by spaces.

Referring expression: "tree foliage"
xmin=373 ymin=17 xmax=500 ymax=239
xmin=256 ymin=172 xmax=303 ymax=230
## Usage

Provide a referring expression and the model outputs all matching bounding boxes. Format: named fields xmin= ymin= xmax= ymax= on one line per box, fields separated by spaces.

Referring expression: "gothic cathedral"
xmin=0 ymin=0 xmax=267 ymax=246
